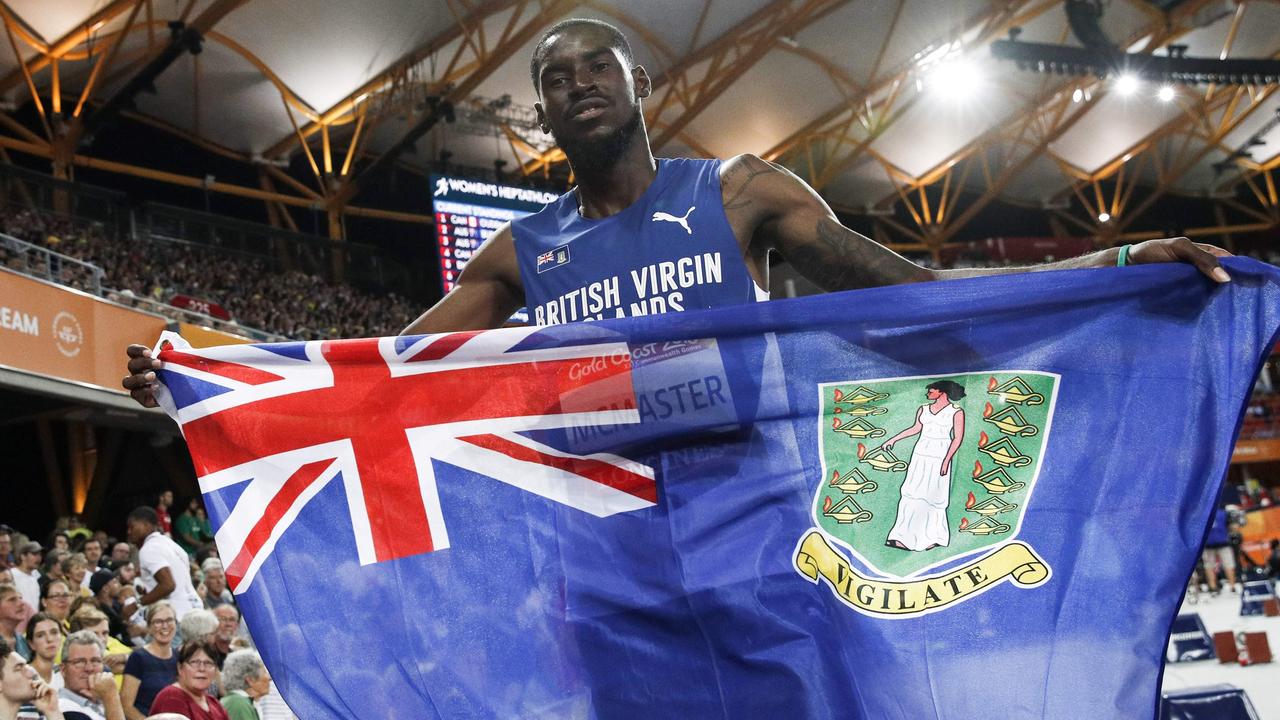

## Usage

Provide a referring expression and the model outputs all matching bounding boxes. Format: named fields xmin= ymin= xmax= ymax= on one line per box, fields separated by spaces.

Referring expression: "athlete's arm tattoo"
xmin=722 ymin=163 xmax=772 ymax=211
xmin=781 ymin=218 xmax=933 ymax=291
xmin=723 ymin=154 xmax=934 ymax=291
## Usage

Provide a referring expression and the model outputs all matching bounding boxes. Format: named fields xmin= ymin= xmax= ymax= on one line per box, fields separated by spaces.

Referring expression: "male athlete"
xmin=123 ymin=18 xmax=1230 ymax=403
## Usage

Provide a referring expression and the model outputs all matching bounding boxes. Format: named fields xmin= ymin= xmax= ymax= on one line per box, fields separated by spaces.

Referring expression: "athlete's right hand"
xmin=123 ymin=344 xmax=161 ymax=408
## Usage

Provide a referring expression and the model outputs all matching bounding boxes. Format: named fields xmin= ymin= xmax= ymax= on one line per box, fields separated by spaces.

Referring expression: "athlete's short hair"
xmin=530 ymin=18 xmax=634 ymax=95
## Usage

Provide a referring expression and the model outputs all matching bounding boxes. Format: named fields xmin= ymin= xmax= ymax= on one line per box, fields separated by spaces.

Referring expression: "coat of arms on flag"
xmin=795 ymin=371 xmax=1058 ymax=616
xmin=147 ymin=259 xmax=1280 ymax=719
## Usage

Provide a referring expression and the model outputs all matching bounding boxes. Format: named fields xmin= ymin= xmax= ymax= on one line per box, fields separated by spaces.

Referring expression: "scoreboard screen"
xmin=431 ymin=176 xmax=558 ymax=322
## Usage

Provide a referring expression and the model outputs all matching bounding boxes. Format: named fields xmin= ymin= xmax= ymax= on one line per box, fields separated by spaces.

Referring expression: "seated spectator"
xmin=210 ymin=607 xmax=239 ymax=659
xmin=56 ymin=630 xmax=124 ymax=720
xmin=86 ymin=572 xmax=136 ymax=646
xmin=176 ymin=612 xmax=217 ymax=656
xmin=174 ymin=501 xmax=214 ymax=556
xmin=0 ymin=637 xmax=63 ymax=720
xmin=48 ymin=535 xmax=69 ymax=555
xmin=155 ymin=492 xmax=173 ymax=538
xmin=148 ymin=640 xmax=227 ymax=720
xmin=253 ymin=681 xmax=296 ymax=720
xmin=107 ymin=546 xmax=130 ymax=567
xmin=9 ymin=545 xmax=40 ymax=611
xmin=41 ymin=551 xmax=69 ymax=584
xmin=23 ymin=614 xmax=63 ymax=686
xmin=64 ymin=519 xmax=91 ymax=547
xmin=80 ymin=540 xmax=106 ymax=574
xmin=61 ymin=556 xmax=91 ymax=599
xmin=120 ymin=604 xmax=177 ymax=720
xmin=111 ymin=563 xmax=137 ymax=590
xmin=67 ymin=609 xmax=129 ymax=679
xmin=0 ymin=586 xmax=29 ymax=661
xmin=194 ymin=546 xmax=220 ymax=571
xmin=218 ymin=650 xmax=269 ymax=720
xmin=200 ymin=562 xmax=233 ymax=611
xmin=39 ymin=580 xmax=74 ymax=628
xmin=0 ymin=526 xmax=13 ymax=572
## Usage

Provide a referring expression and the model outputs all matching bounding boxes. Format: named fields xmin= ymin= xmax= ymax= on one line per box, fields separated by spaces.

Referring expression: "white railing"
xmin=0 ymin=232 xmax=105 ymax=295
xmin=0 ymin=232 xmax=288 ymax=342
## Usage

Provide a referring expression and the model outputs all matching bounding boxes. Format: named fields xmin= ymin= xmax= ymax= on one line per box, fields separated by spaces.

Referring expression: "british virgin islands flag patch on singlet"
xmin=537 ymin=244 xmax=571 ymax=273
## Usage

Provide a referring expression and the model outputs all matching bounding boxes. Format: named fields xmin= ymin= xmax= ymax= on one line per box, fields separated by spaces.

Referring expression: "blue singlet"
xmin=511 ymin=158 xmax=767 ymax=326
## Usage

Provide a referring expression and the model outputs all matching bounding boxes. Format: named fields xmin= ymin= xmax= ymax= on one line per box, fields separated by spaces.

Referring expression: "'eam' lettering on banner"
xmin=0 ymin=306 xmax=38 ymax=336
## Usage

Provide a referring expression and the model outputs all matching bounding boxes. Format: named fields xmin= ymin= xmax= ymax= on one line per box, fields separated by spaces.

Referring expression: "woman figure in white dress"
xmin=882 ymin=380 xmax=966 ymax=551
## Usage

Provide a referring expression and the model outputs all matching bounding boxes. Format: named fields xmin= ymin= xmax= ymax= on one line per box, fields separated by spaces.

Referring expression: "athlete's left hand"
xmin=1129 ymin=237 xmax=1233 ymax=283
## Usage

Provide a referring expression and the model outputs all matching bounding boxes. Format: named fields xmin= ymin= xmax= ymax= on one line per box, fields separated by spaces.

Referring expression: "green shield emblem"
xmin=811 ymin=371 xmax=1058 ymax=582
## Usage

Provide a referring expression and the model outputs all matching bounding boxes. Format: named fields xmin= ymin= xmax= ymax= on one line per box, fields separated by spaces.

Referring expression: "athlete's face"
xmin=534 ymin=27 xmax=649 ymax=158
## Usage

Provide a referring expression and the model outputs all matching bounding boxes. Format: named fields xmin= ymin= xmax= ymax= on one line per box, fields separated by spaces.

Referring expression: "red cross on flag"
xmin=155 ymin=327 xmax=657 ymax=593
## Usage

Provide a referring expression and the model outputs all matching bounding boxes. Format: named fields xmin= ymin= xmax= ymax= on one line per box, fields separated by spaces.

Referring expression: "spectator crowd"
xmin=0 ymin=494 xmax=296 ymax=720
xmin=1 ymin=207 xmax=418 ymax=341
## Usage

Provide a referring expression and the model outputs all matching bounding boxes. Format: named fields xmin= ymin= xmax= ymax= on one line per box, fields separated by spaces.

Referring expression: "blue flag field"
xmin=155 ymin=257 xmax=1280 ymax=719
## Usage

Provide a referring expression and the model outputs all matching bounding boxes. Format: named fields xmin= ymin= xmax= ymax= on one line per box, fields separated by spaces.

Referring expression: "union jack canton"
xmin=153 ymin=327 xmax=657 ymax=594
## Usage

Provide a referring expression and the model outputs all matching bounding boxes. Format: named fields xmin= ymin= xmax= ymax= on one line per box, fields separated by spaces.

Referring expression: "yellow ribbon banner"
xmin=794 ymin=531 xmax=1051 ymax=617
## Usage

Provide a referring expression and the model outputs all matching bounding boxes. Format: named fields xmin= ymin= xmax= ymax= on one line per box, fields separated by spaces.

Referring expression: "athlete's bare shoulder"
xmin=719 ymin=154 xmax=777 ymax=204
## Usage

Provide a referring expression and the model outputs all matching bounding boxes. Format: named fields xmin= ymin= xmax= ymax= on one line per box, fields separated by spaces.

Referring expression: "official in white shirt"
xmin=125 ymin=508 xmax=202 ymax=621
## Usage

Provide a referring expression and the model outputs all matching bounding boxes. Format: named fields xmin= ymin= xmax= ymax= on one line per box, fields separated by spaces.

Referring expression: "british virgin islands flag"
xmin=155 ymin=258 xmax=1280 ymax=720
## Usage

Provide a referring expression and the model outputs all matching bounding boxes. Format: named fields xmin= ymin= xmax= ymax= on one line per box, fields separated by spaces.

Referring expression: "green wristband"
xmin=1117 ymin=244 xmax=1132 ymax=267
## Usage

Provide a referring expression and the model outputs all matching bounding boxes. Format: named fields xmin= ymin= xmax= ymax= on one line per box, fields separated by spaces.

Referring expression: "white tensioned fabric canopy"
xmin=1 ymin=0 xmax=1277 ymax=240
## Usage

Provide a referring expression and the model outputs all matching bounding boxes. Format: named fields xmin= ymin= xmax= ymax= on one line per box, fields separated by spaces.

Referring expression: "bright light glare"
xmin=1157 ymin=85 xmax=1176 ymax=102
xmin=929 ymin=59 xmax=982 ymax=100
xmin=1115 ymin=74 xmax=1140 ymax=96
xmin=1072 ymin=88 xmax=1083 ymax=103
xmin=1098 ymin=212 xmax=1111 ymax=223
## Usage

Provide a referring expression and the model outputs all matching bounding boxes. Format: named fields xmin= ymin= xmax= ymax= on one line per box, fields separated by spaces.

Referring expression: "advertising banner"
xmin=0 ymin=268 xmax=167 ymax=392
xmin=176 ymin=322 xmax=251 ymax=348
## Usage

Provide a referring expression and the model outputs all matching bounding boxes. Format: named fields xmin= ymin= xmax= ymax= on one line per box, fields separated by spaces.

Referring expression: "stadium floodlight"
xmin=1157 ymin=85 xmax=1175 ymax=102
xmin=1115 ymin=74 xmax=1139 ymax=96
xmin=929 ymin=58 xmax=982 ymax=100
xmin=1098 ymin=212 xmax=1111 ymax=223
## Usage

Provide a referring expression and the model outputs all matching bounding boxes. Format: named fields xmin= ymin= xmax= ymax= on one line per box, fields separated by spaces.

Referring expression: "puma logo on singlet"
xmin=652 ymin=206 xmax=695 ymax=235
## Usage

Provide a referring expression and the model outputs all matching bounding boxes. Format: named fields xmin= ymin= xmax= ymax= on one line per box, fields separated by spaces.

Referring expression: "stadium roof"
xmin=1 ymin=0 xmax=1277 ymax=248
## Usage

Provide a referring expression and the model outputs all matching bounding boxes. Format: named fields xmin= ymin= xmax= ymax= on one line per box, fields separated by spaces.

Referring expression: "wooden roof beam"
xmin=860 ymin=0 xmax=1226 ymax=246
xmin=331 ymin=0 xmax=580 ymax=207
xmin=262 ymin=0 xmax=533 ymax=161
xmin=645 ymin=0 xmax=852 ymax=152
xmin=75 ymin=0 xmax=251 ymax=150
xmin=0 ymin=0 xmax=145 ymax=94
xmin=762 ymin=0 xmax=1054 ymax=190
